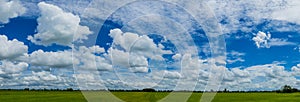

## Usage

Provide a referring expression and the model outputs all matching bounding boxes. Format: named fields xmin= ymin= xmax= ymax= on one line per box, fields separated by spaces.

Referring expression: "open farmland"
xmin=0 ymin=91 xmax=299 ymax=102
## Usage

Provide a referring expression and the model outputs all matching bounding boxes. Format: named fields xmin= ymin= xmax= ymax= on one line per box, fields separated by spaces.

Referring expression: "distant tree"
xmin=66 ymin=88 xmax=73 ymax=91
xmin=142 ymin=88 xmax=155 ymax=92
xmin=292 ymin=88 xmax=298 ymax=92
xmin=24 ymin=88 xmax=29 ymax=91
xmin=43 ymin=88 xmax=49 ymax=91
xmin=281 ymin=85 xmax=293 ymax=93
xmin=223 ymin=88 xmax=228 ymax=93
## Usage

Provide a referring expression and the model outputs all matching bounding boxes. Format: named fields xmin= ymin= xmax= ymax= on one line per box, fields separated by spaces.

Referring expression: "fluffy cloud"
xmin=0 ymin=35 xmax=28 ymax=60
xmin=0 ymin=60 xmax=28 ymax=74
xmin=252 ymin=31 xmax=296 ymax=48
xmin=74 ymin=46 xmax=112 ymax=71
xmin=20 ymin=70 xmax=76 ymax=89
xmin=107 ymin=48 xmax=148 ymax=73
xmin=0 ymin=60 xmax=28 ymax=83
xmin=216 ymin=63 xmax=300 ymax=90
xmin=27 ymin=2 xmax=92 ymax=46
xmin=163 ymin=71 xmax=182 ymax=79
xmin=252 ymin=31 xmax=271 ymax=48
xmin=106 ymin=29 xmax=173 ymax=73
xmin=292 ymin=64 xmax=300 ymax=76
xmin=25 ymin=45 xmax=112 ymax=71
xmin=0 ymin=0 xmax=26 ymax=24
xmin=109 ymin=29 xmax=172 ymax=60
xmin=23 ymin=71 xmax=57 ymax=81
xmin=27 ymin=50 xmax=73 ymax=68
xmin=271 ymin=1 xmax=300 ymax=25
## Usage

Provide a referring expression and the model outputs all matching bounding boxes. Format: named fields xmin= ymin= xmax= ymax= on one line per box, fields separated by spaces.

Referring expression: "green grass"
xmin=0 ymin=90 xmax=86 ymax=102
xmin=0 ymin=91 xmax=299 ymax=102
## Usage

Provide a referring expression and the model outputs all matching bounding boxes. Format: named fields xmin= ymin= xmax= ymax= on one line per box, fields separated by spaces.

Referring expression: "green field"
xmin=0 ymin=91 xmax=299 ymax=102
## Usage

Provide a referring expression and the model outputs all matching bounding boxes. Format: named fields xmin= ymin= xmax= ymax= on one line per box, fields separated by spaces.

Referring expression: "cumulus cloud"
xmin=23 ymin=71 xmax=57 ymax=81
xmin=107 ymin=48 xmax=148 ymax=73
xmin=109 ymin=29 xmax=172 ymax=60
xmin=106 ymin=29 xmax=174 ymax=73
xmin=0 ymin=60 xmax=28 ymax=74
xmin=0 ymin=35 xmax=28 ymax=60
xmin=27 ymin=2 xmax=92 ymax=46
xmin=27 ymin=50 xmax=73 ymax=68
xmin=25 ymin=45 xmax=112 ymax=72
xmin=74 ymin=46 xmax=112 ymax=71
xmin=0 ymin=60 xmax=28 ymax=86
xmin=218 ymin=64 xmax=298 ymax=90
xmin=0 ymin=0 xmax=26 ymax=24
xmin=74 ymin=73 xmax=106 ymax=90
xmin=163 ymin=71 xmax=182 ymax=79
xmin=20 ymin=70 xmax=76 ymax=89
xmin=292 ymin=64 xmax=300 ymax=76
xmin=252 ymin=31 xmax=296 ymax=48
xmin=252 ymin=31 xmax=271 ymax=48
xmin=252 ymin=31 xmax=297 ymax=48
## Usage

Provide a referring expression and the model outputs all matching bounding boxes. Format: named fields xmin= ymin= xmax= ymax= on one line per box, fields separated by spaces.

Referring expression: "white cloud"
xmin=163 ymin=71 xmax=182 ymax=79
xmin=271 ymin=1 xmax=300 ymax=25
xmin=105 ymin=29 xmax=174 ymax=73
xmin=213 ymin=63 xmax=300 ymax=90
xmin=25 ymin=45 xmax=112 ymax=72
xmin=231 ymin=68 xmax=250 ymax=78
xmin=172 ymin=54 xmax=182 ymax=60
xmin=0 ymin=60 xmax=28 ymax=74
xmin=227 ymin=58 xmax=245 ymax=64
xmin=252 ymin=31 xmax=271 ymax=48
xmin=109 ymin=29 xmax=172 ymax=60
xmin=131 ymin=67 xmax=148 ymax=73
xmin=0 ymin=0 xmax=26 ymax=24
xmin=0 ymin=35 xmax=28 ymax=60
xmin=28 ymin=50 xmax=73 ymax=68
xmin=227 ymin=51 xmax=245 ymax=64
xmin=252 ymin=31 xmax=295 ymax=48
xmin=107 ymin=48 xmax=148 ymax=73
xmin=74 ymin=73 xmax=105 ymax=90
xmin=74 ymin=46 xmax=112 ymax=71
xmin=206 ymin=0 xmax=292 ymax=34
xmin=27 ymin=2 xmax=92 ymax=46
xmin=23 ymin=71 xmax=57 ymax=81
xmin=294 ymin=45 xmax=300 ymax=52
xmin=268 ymin=38 xmax=296 ymax=46
xmin=292 ymin=64 xmax=300 ymax=76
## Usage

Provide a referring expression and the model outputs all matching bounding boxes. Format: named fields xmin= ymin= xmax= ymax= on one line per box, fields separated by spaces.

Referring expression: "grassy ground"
xmin=0 ymin=90 xmax=86 ymax=102
xmin=113 ymin=92 xmax=300 ymax=102
xmin=0 ymin=91 xmax=299 ymax=102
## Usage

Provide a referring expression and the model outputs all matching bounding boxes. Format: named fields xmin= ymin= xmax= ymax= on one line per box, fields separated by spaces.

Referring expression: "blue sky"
xmin=1 ymin=0 xmax=300 ymax=91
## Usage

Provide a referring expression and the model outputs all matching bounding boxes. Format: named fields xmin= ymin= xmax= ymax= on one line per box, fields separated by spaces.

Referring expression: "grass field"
xmin=0 ymin=91 xmax=299 ymax=102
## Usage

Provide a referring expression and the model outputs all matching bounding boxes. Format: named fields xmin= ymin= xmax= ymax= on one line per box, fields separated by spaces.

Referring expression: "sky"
xmin=0 ymin=0 xmax=300 ymax=91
